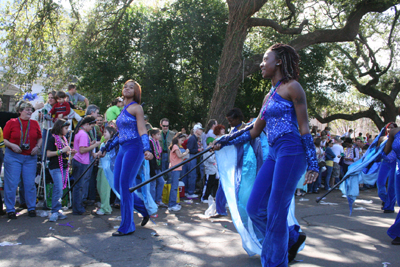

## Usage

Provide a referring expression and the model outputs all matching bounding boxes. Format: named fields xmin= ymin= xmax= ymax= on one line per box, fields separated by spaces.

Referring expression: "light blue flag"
xmin=215 ymin=131 xmax=303 ymax=256
xmin=340 ymin=127 xmax=387 ymax=215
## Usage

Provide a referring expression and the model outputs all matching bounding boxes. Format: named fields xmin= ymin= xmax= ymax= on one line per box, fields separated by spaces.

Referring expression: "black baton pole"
xmin=179 ymin=152 xmax=215 ymax=181
xmin=316 ymin=175 xmax=349 ymax=203
xmin=129 ymin=147 xmax=213 ymax=193
xmin=61 ymin=158 xmax=97 ymax=199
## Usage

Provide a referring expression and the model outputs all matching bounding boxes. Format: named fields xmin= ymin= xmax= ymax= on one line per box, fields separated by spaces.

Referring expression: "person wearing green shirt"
xmin=105 ymin=97 xmax=123 ymax=122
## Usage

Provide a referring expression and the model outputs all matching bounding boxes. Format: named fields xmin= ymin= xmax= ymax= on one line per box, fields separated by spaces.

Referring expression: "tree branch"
xmin=282 ymin=0 xmax=296 ymax=25
xmin=69 ymin=0 xmax=80 ymax=23
xmin=289 ymin=0 xmax=398 ymax=50
xmin=313 ymin=107 xmax=384 ymax=129
xmin=389 ymin=78 xmax=400 ymax=99
xmin=249 ymin=18 xmax=308 ymax=34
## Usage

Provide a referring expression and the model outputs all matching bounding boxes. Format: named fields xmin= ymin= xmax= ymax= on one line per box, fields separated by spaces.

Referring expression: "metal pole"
xmin=179 ymin=152 xmax=215 ymax=181
xmin=316 ymin=175 xmax=348 ymax=203
xmin=37 ymin=119 xmax=51 ymax=204
xmin=61 ymin=157 xmax=97 ymax=200
xmin=66 ymin=130 xmax=73 ymax=207
xmin=129 ymin=147 xmax=213 ymax=193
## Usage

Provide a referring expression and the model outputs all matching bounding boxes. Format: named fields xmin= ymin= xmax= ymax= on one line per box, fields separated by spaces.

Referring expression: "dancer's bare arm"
xmin=128 ymin=104 xmax=153 ymax=160
xmin=287 ymin=81 xmax=318 ymax=184
xmin=250 ymin=117 xmax=266 ymax=139
xmin=384 ymin=128 xmax=399 ymax=155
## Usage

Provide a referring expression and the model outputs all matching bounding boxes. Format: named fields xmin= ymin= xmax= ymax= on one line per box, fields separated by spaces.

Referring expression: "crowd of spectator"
xmin=0 ymin=84 xmax=232 ymax=220
xmin=305 ymin=126 xmax=374 ymax=196
xmin=0 ymin=85 xmax=382 ymax=220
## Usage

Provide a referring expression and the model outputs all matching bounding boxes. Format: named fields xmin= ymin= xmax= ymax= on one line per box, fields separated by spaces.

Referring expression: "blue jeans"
xmin=88 ymin=164 xmax=98 ymax=201
xmin=114 ymin=140 xmax=149 ymax=234
xmin=4 ymin=148 xmax=37 ymax=213
xmin=377 ymin=160 xmax=396 ymax=211
xmin=161 ymin=152 xmax=170 ymax=180
xmin=150 ymin=169 xmax=164 ymax=203
xmin=72 ymin=159 xmax=91 ymax=214
xmin=181 ymin=160 xmax=189 ymax=188
xmin=0 ymin=149 xmax=3 ymax=176
xmin=186 ymin=154 xmax=197 ymax=194
xmin=49 ymin=168 xmax=66 ymax=213
xmin=19 ymin=179 xmax=26 ymax=205
xmin=324 ymin=165 xmax=333 ymax=189
xmin=246 ymin=133 xmax=306 ymax=267
xmin=168 ymin=171 xmax=181 ymax=207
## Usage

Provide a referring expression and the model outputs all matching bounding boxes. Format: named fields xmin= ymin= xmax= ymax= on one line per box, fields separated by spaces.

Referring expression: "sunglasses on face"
xmin=162 ymin=125 xmax=169 ymax=128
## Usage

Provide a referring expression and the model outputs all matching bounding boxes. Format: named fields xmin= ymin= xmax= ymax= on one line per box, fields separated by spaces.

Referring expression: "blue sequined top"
xmin=260 ymin=93 xmax=300 ymax=146
xmin=392 ymin=131 xmax=400 ymax=160
xmin=116 ymin=101 xmax=140 ymax=144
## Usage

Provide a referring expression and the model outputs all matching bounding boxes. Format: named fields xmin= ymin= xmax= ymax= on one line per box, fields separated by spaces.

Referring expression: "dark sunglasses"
xmin=162 ymin=125 xmax=169 ymax=127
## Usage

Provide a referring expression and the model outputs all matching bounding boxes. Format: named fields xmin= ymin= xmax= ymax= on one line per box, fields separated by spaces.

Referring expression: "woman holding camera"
xmin=3 ymin=100 xmax=42 ymax=219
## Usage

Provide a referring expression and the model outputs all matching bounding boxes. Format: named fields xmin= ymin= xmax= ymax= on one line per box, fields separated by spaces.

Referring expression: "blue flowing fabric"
xmin=215 ymin=131 xmax=303 ymax=256
xmin=340 ymin=127 xmax=387 ymax=215
xmin=136 ymin=160 xmax=158 ymax=215
xmin=100 ymin=144 xmax=120 ymax=199
xmin=100 ymin=143 xmax=157 ymax=215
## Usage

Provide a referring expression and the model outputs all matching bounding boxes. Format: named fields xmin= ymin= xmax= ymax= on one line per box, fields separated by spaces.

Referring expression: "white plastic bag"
xmin=205 ymin=195 xmax=217 ymax=217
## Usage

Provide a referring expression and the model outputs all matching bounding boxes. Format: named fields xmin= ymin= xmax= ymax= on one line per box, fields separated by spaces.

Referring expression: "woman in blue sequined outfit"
xmin=377 ymin=122 xmax=397 ymax=213
xmin=214 ymin=44 xmax=319 ymax=266
xmin=102 ymin=80 xmax=153 ymax=236
xmin=382 ymin=112 xmax=400 ymax=245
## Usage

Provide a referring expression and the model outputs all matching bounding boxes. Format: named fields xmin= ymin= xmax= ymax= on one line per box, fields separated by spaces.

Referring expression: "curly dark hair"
xmin=270 ymin=43 xmax=300 ymax=83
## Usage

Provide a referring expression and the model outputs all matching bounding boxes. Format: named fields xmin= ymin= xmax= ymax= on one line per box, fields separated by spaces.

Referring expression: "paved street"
xmin=0 ymin=188 xmax=399 ymax=267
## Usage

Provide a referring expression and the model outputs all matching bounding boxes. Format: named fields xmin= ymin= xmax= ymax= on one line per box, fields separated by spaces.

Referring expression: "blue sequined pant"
xmin=247 ymin=133 xmax=306 ymax=267
xmin=377 ymin=160 xmax=396 ymax=211
xmin=114 ymin=139 xmax=149 ymax=234
xmin=387 ymin=162 xmax=400 ymax=240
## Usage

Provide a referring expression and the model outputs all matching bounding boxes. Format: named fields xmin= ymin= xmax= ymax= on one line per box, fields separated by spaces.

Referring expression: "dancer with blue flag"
xmin=376 ymin=122 xmax=397 ymax=213
xmin=101 ymin=80 xmax=156 ymax=236
xmin=382 ymin=114 xmax=400 ymax=245
xmin=337 ymin=116 xmax=400 ymax=245
xmin=339 ymin=126 xmax=392 ymax=215
xmin=213 ymin=43 xmax=319 ymax=266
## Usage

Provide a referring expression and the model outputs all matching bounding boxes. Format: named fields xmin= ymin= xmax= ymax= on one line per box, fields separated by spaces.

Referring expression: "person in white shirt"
xmin=201 ymin=137 xmax=219 ymax=203
xmin=341 ymin=129 xmax=354 ymax=139
xmin=342 ymin=137 xmax=360 ymax=175
xmin=202 ymin=119 xmax=217 ymax=151
xmin=331 ymin=136 xmax=344 ymax=186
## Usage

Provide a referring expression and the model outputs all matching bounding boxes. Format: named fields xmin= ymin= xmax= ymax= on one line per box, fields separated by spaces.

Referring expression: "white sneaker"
xmin=186 ymin=194 xmax=198 ymax=199
xmin=96 ymin=209 xmax=105 ymax=215
xmin=168 ymin=205 xmax=181 ymax=211
xmin=201 ymin=199 xmax=208 ymax=204
xmin=342 ymin=194 xmax=347 ymax=198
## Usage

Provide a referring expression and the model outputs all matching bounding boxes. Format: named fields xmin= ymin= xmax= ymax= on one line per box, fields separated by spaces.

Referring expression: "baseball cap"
xmin=193 ymin=124 xmax=204 ymax=131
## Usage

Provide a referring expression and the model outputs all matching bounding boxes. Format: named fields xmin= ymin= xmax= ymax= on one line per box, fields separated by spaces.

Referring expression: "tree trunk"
xmin=208 ymin=0 xmax=267 ymax=124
